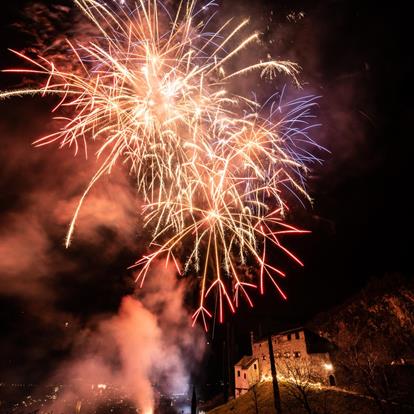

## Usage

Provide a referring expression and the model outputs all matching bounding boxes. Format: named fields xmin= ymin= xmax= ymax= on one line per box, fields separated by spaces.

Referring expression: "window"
xmin=287 ymin=333 xmax=291 ymax=341
xmin=284 ymin=352 xmax=290 ymax=358
xmin=254 ymin=364 xmax=257 ymax=370
xmin=295 ymin=332 xmax=300 ymax=340
xmin=243 ymin=373 xmax=246 ymax=379
xmin=237 ymin=370 xmax=240 ymax=377
xmin=262 ymin=355 xmax=266 ymax=361
xmin=276 ymin=352 xmax=281 ymax=358
xmin=294 ymin=351 xmax=301 ymax=358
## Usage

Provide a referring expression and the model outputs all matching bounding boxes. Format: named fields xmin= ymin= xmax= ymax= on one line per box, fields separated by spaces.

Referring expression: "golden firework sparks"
xmin=0 ymin=0 xmax=322 ymax=330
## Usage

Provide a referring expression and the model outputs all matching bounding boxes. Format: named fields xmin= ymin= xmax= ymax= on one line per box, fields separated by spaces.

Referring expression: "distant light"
xmin=323 ymin=363 xmax=333 ymax=371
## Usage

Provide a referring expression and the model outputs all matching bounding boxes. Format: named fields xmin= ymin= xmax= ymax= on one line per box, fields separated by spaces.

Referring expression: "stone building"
xmin=234 ymin=356 xmax=260 ymax=397
xmin=235 ymin=327 xmax=336 ymax=397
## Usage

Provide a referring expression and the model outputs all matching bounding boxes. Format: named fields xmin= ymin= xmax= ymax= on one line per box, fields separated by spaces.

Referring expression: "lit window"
xmin=294 ymin=351 xmax=301 ymax=358
xmin=284 ymin=352 xmax=290 ymax=358
xmin=276 ymin=352 xmax=281 ymax=358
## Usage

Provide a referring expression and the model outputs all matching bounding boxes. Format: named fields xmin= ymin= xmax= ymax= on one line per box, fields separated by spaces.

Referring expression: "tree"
xmin=339 ymin=344 xmax=398 ymax=414
xmin=280 ymin=358 xmax=321 ymax=414
xmin=191 ymin=385 xmax=197 ymax=414
xmin=250 ymin=382 xmax=260 ymax=414
xmin=268 ymin=335 xmax=283 ymax=413
xmin=333 ymin=321 xmax=407 ymax=414
xmin=245 ymin=367 xmax=261 ymax=414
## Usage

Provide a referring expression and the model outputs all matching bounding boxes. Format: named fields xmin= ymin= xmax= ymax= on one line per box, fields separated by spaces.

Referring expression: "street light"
xmin=323 ymin=363 xmax=333 ymax=371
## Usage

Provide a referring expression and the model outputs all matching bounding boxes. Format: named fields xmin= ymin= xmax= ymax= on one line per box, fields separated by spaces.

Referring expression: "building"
xmin=235 ymin=328 xmax=336 ymax=397
xmin=234 ymin=356 xmax=260 ymax=397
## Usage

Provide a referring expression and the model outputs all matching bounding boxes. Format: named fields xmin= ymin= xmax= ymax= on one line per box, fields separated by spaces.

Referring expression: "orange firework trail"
xmin=0 ymin=0 xmax=323 ymax=330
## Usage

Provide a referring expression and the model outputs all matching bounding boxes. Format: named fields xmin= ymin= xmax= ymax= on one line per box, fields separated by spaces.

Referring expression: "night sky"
xmin=0 ymin=0 xmax=412 ymax=398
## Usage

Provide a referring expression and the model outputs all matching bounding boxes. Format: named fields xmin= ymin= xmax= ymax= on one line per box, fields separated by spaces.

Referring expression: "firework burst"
xmin=0 ymin=0 xmax=322 ymax=329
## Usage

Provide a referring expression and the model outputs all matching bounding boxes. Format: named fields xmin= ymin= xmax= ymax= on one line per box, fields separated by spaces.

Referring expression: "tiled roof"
xmin=235 ymin=356 xmax=257 ymax=369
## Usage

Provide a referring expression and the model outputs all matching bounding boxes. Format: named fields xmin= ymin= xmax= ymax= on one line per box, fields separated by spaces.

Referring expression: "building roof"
xmin=235 ymin=356 xmax=257 ymax=370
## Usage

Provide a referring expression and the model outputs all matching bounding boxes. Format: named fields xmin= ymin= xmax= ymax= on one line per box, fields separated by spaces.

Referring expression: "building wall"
xmin=308 ymin=353 xmax=335 ymax=385
xmin=234 ymin=359 xmax=260 ymax=397
xmin=252 ymin=339 xmax=271 ymax=377
xmin=252 ymin=331 xmax=335 ymax=385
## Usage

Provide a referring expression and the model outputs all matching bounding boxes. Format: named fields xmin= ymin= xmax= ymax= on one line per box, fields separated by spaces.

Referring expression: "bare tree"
xmin=339 ymin=344 xmax=399 ymax=414
xmin=324 ymin=277 xmax=414 ymax=413
xmin=245 ymin=364 xmax=261 ymax=414
xmin=330 ymin=315 xmax=408 ymax=414
xmin=250 ymin=382 xmax=260 ymax=414
xmin=280 ymin=358 xmax=322 ymax=414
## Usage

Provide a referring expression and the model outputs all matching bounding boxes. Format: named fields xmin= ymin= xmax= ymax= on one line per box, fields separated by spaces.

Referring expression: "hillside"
xmin=209 ymin=275 xmax=414 ymax=414
xmin=208 ymin=380 xmax=414 ymax=414
xmin=308 ymin=274 xmax=414 ymax=363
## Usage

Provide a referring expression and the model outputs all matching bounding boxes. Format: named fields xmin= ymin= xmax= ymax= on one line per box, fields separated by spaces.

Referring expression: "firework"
xmin=0 ymin=0 xmax=322 ymax=329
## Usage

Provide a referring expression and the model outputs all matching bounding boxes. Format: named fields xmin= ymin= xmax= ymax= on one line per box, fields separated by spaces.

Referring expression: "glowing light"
xmin=323 ymin=363 xmax=333 ymax=371
xmin=0 ymin=0 xmax=322 ymax=329
xmin=261 ymin=373 xmax=323 ymax=390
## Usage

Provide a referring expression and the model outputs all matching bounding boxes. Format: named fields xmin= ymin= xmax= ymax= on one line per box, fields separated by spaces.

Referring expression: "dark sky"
xmin=0 ymin=0 xmax=412 ymax=394
xmin=203 ymin=0 xmax=413 ymax=333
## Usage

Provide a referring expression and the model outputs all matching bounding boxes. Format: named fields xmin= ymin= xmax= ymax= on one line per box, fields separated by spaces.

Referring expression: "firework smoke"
xmin=0 ymin=107 xmax=204 ymax=412
xmin=47 ymin=262 xmax=204 ymax=414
